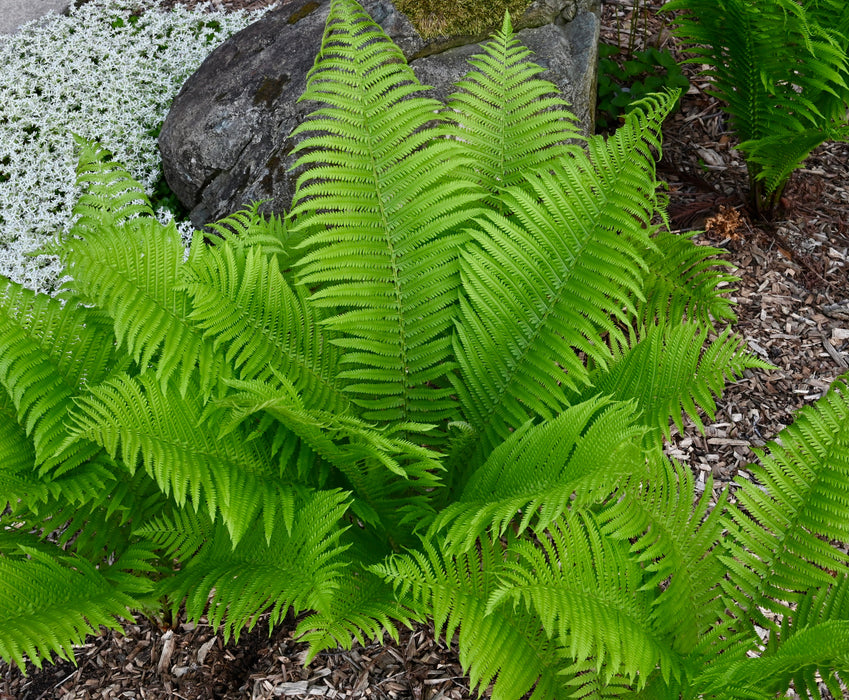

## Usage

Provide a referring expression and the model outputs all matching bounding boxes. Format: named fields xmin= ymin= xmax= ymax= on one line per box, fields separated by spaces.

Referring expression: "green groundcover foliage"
xmin=2 ymin=2 xmax=849 ymax=697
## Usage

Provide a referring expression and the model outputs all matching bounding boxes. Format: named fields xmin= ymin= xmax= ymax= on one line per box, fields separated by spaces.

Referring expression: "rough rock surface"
xmin=158 ymin=0 xmax=600 ymax=227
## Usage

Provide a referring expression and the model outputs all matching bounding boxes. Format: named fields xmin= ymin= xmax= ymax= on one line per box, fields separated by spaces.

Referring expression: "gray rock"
xmin=158 ymin=0 xmax=600 ymax=228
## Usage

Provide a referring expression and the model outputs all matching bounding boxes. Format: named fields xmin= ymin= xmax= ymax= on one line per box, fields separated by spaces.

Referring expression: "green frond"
xmin=453 ymin=93 xmax=675 ymax=464
xmin=65 ymin=373 xmax=292 ymax=545
xmin=61 ymin=217 xmax=229 ymax=397
xmin=296 ymin=567 xmax=419 ymax=663
xmin=71 ymin=135 xmax=154 ymax=230
xmin=0 ymin=388 xmax=46 ymax=504
xmin=432 ymin=397 xmax=647 ymax=553
xmin=598 ymin=456 xmax=728 ymax=654
xmin=134 ymin=506 xmax=215 ymax=560
xmin=181 ymin=242 xmax=348 ymax=412
xmin=636 ymin=229 xmax=737 ymax=330
xmin=693 ymin=620 xmax=849 ymax=699
xmin=0 ymin=544 xmax=137 ymax=670
xmin=0 ymin=281 xmax=121 ymax=471
xmin=217 ymin=377 xmax=442 ymax=541
xmin=585 ymin=323 xmax=771 ymax=438
xmin=444 ymin=11 xmax=582 ymax=202
xmin=159 ymin=490 xmax=351 ymax=643
xmin=289 ymin=0 xmax=485 ymax=425
xmin=491 ymin=511 xmax=683 ymax=689
xmin=721 ymin=379 xmax=849 ymax=628
xmin=374 ymin=536 xmax=572 ymax=700
xmin=198 ymin=202 xmax=304 ymax=275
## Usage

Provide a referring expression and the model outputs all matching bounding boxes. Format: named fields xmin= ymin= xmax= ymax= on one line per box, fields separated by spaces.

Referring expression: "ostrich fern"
xmin=2 ymin=2 xmax=848 ymax=698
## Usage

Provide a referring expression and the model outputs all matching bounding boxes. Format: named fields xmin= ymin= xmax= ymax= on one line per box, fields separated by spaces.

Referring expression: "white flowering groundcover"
xmin=0 ymin=0 xmax=270 ymax=293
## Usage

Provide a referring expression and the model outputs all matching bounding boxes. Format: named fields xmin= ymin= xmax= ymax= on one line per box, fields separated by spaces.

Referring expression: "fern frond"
xmin=585 ymin=323 xmax=771 ymax=438
xmin=453 ymin=93 xmax=675 ymax=464
xmin=181 ymin=243 xmax=348 ymax=412
xmin=71 ymin=135 xmax=153 ymax=230
xmin=159 ymin=490 xmax=350 ymax=643
xmin=0 ymin=544 xmax=137 ymax=670
xmin=65 ymin=373 xmax=292 ymax=544
xmin=218 ymin=377 xmax=442 ymax=541
xmin=432 ymin=397 xmax=647 ymax=553
xmin=134 ymin=506 xmax=215 ymax=561
xmin=693 ymin=620 xmax=849 ymax=700
xmin=198 ymin=202 xmax=303 ymax=275
xmin=636 ymin=229 xmax=738 ymax=330
xmin=491 ymin=511 xmax=684 ymax=689
xmin=374 ymin=537 xmax=572 ymax=700
xmin=0 ymin=281 xmax=121 ymax=470
xmin=61 ymin=217 xmax=229 ymax=397
xmin=599 ymin=455 xmax=728 ymax=654
xmin=296 ymin=567 xmax=418 ymax=663
xmin=444 ymin=11 xmax=582 ymax=202
xmin=721 ymin=379 xmax=849 ymax=629
xmin=289 ymin=0 xmax=484 ymax=424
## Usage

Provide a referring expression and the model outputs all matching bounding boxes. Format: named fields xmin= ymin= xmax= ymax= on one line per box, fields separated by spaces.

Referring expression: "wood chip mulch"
xmin=3 ymin=1 xmax=849 ymax=698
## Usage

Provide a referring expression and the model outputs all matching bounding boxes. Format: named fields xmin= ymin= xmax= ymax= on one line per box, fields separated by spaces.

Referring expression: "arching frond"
xmin=181 ymin=243 xmax=348 ymax=412
xmin=61 ymin=218 xmax=229 ymax=397
xmin=159 ymin=490 xmax=351 ymax=643
xmin=0 ymin=281 xmax=120 ymax=470
xmin=289 ymin=0 xmax=484 ymax=425
xmin=584 ymin=323 xmax=771 ymax=438
xmin=374 ymin=537 xmax=572 ymax=700
xmin=0 ymin=544 xmax=137 ymax=670
xmin=432 ymin=397 xmax=647 ymax=553
xmin=444 ymin=11 xmax=582 ymax=202
xmin=65 ymin=373 xmax=293 ymax=545
xmin=491 ymin=511 xmax=684 ymax=690
xmin=453 ymin=93 xmax=675 ymax=464
xmin=70 ymin=135 xmax=154 ymax=230
xmin=720 ymin=379 xmax=849 ymax=629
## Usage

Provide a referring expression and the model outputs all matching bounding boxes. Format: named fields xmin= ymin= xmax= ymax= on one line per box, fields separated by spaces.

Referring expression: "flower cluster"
xmin=0 ymin=0 xmax=271 ymax=293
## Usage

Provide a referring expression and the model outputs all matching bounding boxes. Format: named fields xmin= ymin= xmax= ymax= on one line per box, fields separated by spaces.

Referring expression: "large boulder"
xmin=158 ymin=0 xmax=600 ymax=227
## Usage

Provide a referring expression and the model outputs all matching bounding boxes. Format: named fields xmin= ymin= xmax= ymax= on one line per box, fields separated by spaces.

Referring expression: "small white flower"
xmin=0 ymin=0 xmax=272 ymax=294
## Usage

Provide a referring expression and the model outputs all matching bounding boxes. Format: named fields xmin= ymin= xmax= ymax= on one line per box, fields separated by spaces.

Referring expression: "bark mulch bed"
xmin=3 ymin=0 xmax=849 ymax=698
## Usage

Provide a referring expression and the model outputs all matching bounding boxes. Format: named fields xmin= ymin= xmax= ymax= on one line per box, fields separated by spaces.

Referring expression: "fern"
xmin=3 ymin=2 xmax=848 ymax=697
xmin=289 ymin=0 xmax=484 ymax=425
xmin=665 ymin=0 xmax=849 ymax=215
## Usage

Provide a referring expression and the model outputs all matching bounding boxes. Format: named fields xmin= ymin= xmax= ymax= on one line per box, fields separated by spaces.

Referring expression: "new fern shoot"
xmin=2 ymin=2 xmax=849 ymax=698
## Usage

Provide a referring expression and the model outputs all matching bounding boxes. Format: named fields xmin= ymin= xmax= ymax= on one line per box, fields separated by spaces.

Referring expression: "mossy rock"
xmin=394 ymin=0 xmax=534 ymax=38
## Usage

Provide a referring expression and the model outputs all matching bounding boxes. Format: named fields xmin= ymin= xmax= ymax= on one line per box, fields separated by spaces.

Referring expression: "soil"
xmin=3 ymin=1 xmax=849 ymax=698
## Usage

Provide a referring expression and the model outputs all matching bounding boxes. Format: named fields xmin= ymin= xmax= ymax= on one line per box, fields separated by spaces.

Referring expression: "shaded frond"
xmin=159 ymin=490 xmax=350 ymax=643
xmin=432 ymin=397 xmax=647 ymax=553
xmin=133 ymin=506 xmax=215 ymax=561
xmin=199 ymin=202 xmax=304 ymax=275
xmin=71 ymin=135 xmax=153 ymax=230
xmin=296 ymin=567 xmax=418 ymax=663
xmin=444 ymin=11 xmax=582 ymax=201
xmin=0 ymin=544 xmax=137 ymax=670
xmin=374 ymin=537 xmax=572 ymax=700
xmin=453 ymin=93 xmax=675 ymax=464
xmin=181 ymin=243 xmax=348 ymax=412
xmin=61 ymin=217 xmax=229 ymax=396
xmin=721 ymin=379 xmax=849 ymax=629
xmin=289 ymin=0 xmax=484 ymax=424
xmin=636 ymin=228 xmax=737 ymax=330
xmin=218 ymin=377 xmax=442 ymax=539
